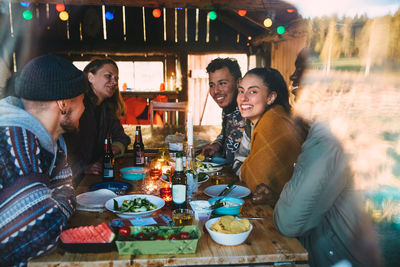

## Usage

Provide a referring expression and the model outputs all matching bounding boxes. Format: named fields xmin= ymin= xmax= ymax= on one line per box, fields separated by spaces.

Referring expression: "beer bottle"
xmin=103 ymin=135 xmax=114 ymax=180
xmin=133 ymin=126 xmax=145 ymax=166
xmin=172 ymin=152 xmax=187 ymax=209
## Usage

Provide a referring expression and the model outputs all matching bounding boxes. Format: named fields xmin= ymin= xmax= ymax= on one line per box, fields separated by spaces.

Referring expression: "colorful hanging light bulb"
xmin=56 ymin=4 xmax=65 ymax=12
xmin=277 ymin=25 xmax=286 ymax=35
xmin=152 ymin=8 xmax=161 ymax=18
xmin=59 ymin=11 xmax=69 ymax=21
xmin=286 ymin=8 xmax=295 ymax=13
xmin=208 ymin=11 xmax=217 ymax=20
xmin=105 ymin=11 xmax=114 ymax=20
xmin=238 ymin=10 xmax=247 ymax=17
xmin=263 ymin=18 xmax=273 ymax=28
xmin=22 ymin=10 xmax=33 ymax=20
xmin=20 ymin=2 xmax=30 ymax=7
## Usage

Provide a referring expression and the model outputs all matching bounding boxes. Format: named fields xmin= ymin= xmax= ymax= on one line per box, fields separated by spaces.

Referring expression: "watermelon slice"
xmin=60 ymin=223 xmax=115 ymax=243
xmin=95 ymin=222 xmax=115 ymax=242
xmin=60 ymin=231 xmax=74 ymax=243
xmin=87 ymin=226 xmax=106 ymax=243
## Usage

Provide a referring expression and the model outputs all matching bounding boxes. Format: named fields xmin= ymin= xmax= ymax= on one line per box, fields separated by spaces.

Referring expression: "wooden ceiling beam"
xmin=217 ymin=10 xmax=262 ymax=37
xmin=4 ymin=0 xmax=292 ymax=11
xmin=252 ymin=18 xmax=307 ymax=45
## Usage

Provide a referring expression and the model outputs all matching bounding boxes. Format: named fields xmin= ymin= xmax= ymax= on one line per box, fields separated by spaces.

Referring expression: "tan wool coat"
xmin=240 ymin=105 xmax=305 ymax=204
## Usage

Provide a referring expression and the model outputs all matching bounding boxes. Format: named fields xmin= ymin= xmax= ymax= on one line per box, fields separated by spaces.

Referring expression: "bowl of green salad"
xmin=105 ymin=194 xmax=165 ymax=218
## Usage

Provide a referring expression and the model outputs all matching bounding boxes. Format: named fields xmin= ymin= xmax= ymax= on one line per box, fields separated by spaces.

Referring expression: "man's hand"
xmin=251 ymin=183 xmax=277 ymax=206
xmin=201 ymin=143 xmax=221 ymax=157
xmin=84 ymin=162 xmax=103 ymax=175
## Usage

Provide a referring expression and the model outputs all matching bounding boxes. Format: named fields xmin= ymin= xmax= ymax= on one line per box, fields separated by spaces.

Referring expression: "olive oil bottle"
xmin=172 ymin=152 xmax=187 ymax=209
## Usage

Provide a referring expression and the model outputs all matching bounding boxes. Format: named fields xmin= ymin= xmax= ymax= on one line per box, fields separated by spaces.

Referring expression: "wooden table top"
xmin=28 ymin=157 xmax=308 ymax=267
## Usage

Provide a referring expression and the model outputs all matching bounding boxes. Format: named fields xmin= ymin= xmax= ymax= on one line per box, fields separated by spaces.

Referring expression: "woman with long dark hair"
xmin=64 ymin=58 xmax=130 ymax=186
xmin=233 ymin=67 xmax=307 ymax=206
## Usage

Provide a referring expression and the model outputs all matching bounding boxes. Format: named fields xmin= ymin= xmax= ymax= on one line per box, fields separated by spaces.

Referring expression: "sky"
xmin=287 ymin=0 xmax=400 ymax=18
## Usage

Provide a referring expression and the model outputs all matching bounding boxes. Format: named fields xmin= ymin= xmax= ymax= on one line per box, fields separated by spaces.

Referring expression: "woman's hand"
xmin=251 ymin=183 xmax=276 ymax=205
xmin=112 ymin=145 xmax=121 ymax=156
xmin=201 ymin=143 xmax=220 ymax=157
xmin=84 ymin=162 xmax=103 ymax=175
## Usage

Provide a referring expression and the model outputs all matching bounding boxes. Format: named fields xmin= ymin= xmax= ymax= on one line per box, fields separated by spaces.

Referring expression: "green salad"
xmin=114 ymin=198 xmax=157 ymax=213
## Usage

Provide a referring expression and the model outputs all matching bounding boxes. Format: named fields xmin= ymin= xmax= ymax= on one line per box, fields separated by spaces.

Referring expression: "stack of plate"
xmin=76 ymin=189 xmax=117 ymax=212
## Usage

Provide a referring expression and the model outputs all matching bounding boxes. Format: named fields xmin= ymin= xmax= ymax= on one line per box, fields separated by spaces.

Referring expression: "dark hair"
xmin=244 ymin=67 xmax=291 ymax=114
xmin=206 ymin=58 xmax=242 ymax=82
xmin=83 ymin=58 xmax=126 ymax=117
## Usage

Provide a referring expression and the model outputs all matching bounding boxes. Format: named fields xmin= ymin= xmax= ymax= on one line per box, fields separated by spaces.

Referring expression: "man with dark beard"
xmin=0 ymin=54 xmax=86 ymax=266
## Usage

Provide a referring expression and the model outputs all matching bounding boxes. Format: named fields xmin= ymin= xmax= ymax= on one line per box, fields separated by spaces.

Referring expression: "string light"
xmin=277 ymin=25 xmax=286 ymax=35
xmin=238 ymin=10 xmax=247 ymax=16
xmin=286 ymin=9 xmax=295 ymax=13
xmin=152 ymin=8 xmax=161 ymax=18
xmin=22 ymin=10 xmax=33 ymax=20
xmin=20 ymin=3 xmax=30 ymax=7
xmin=208 ymin=11 xmax=217 ymax=20
xmin=105 ymin=11 xmax=114 ymax=20
xmin=59 ymin=11 xmax=69 ymax=21
xmin=56 ymin=4 xmax=65 ymax=12
xmin=263 ymin=18 xmax=273 ymax=27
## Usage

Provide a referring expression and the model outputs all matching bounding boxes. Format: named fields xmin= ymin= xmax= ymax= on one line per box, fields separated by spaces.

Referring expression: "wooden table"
xmin=29 ymin=156 xmax=308 ymax=267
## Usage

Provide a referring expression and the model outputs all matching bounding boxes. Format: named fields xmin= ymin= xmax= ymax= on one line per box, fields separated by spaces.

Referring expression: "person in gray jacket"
xmin=274 ymin=122 xmax=381 ymax=266
xmin=273 ymin=49 xmax=381 ymax=267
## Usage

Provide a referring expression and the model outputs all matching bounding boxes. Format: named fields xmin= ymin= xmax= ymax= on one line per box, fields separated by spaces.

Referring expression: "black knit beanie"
xmin=15 ymin=54 xmax=86 ymax=101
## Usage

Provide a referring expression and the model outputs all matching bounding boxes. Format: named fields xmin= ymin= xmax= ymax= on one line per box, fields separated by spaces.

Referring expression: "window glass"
xmin=133 ymin=61 xmax=164 ymax=91
xmin=73 ymin=61 xmax=162 ymax=91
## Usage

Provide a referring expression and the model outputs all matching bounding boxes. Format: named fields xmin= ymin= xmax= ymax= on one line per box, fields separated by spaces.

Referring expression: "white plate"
xmin=76 ymin=189 xmax=117 ymax=209
xmin=196 ymin=165 xmax=223 ymax=173
xmin=204 ymin=185 xmax=251 ymax=199
xmin=196 ymin=160 xmax=222 ymax=167
xmin=105 ymin=194 xmax=165 ymax=218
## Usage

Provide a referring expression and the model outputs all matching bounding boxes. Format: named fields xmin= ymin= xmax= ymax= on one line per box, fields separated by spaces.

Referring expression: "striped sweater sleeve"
xmin=0 ymin=126 xmax=75 ymax=266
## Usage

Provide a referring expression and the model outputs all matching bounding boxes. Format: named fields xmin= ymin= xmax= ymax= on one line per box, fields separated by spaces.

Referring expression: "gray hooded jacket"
xmin=274 ymin=122 xmax=381 ymax=267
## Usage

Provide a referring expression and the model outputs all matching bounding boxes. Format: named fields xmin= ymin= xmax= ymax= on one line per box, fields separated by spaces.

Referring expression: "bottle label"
xmin=172 ymin=184 xmax=186 ymax=204
xmin=135 ymin=151 xmax=144 ymax=165
xmin=103 ymin=169 xmax=114 ymax=178
xmin=175 ymin=158 xmax=183 ymax=172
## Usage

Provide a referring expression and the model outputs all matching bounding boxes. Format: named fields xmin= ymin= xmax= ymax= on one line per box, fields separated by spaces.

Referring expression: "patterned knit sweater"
xmin=0 ymin=97 xmax=76 ymax=267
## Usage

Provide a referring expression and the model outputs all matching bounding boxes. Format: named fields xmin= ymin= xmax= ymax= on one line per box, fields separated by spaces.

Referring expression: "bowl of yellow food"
xmin=205 ymin=216 xmax=252 ymax=246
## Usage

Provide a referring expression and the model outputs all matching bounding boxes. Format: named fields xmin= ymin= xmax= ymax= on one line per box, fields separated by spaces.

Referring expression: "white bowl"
xmin=205 ymin=217 xmax=253 ymax=246
xmin=105 ymin=194 xmax=165 ymax=218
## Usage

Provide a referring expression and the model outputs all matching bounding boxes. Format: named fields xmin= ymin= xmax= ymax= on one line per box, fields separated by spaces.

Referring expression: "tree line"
xmin=304 ymin=8 xmax=400 ymax=74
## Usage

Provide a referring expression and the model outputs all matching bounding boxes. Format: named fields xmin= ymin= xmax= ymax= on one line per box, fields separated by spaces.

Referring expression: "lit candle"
xmin=161 ymin=165 xmax=172 ymax=175
xmin=155 ymin=161 xmax=163 ymax=170
xmin=160 ymin=187 xmax=172 ymax=202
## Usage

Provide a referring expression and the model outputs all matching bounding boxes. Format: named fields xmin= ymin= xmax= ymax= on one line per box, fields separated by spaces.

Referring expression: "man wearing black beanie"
xmin=0 ymin=54 xmax=86 ymax=266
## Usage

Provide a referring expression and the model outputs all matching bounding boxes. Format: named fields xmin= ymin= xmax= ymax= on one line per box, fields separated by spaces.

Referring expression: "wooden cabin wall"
xmin=270 ymin=37 xmax=307 ymax=84
xmin=0 ymin=3 xmax=251 ymax=102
